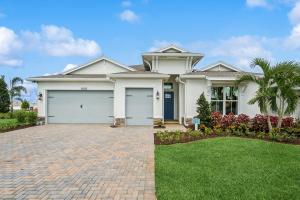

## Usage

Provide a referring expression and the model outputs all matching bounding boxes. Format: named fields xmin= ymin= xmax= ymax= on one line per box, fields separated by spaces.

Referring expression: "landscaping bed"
xmin=154 ymin=129 xmax=300 ymax=145
xmin=155 ymin=137 xmax=300 ymax=200
xmin=0 ymin=110 xmax=37 ymax=133
xmin=155 ymin=112 xmax=300 ymax=145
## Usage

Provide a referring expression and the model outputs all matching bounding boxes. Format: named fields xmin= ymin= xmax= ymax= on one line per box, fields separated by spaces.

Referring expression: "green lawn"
xmin=155 ymin=137 xmax=300 ymax=200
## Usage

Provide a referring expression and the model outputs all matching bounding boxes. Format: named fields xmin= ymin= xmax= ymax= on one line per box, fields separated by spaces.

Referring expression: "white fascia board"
xmin=180 ymin=74 xmax=206 ymax=79
xmin=206 ymin=76 xmax=237 ymax=81
xmin=107 ymin=74 xmax=170 ymax=79
xmin=27 ymin=77 xmax=109 ymax=82
xmin=142 ymin=52 xmax=204 ymax=57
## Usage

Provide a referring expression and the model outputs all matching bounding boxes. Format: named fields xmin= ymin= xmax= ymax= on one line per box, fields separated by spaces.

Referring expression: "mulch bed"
xmin=0 ymin=124 xmax=36 ymax=133
xmin=154 ymin=133 xmax=300 ymax=145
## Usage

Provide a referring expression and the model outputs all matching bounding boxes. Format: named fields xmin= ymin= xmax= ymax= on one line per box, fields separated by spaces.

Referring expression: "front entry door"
xmin=164 ymin=92 xmax=174 ymax=120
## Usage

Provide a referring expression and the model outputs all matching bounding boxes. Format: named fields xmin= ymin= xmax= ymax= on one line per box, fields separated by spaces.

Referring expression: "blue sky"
xmin=0 ymin=0 xmax=299 ymax=101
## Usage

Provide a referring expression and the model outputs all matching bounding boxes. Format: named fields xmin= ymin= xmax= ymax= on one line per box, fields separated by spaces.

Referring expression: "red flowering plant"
xmin=236 ymin=114 xmax=250 ymax=127
xmin=221 ymin=113 xmax=236 ymax=129
xmin=211 ymin=112 xmax=222 ymax=127
xmin=282 ymin=117 xmax=295 ymax=128
xmin=251 ymin=114 xmax=268 ymax=132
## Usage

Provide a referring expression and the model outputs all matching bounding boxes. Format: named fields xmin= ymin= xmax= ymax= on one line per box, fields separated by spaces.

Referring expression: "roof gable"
xmin=64 ymin=56 xmax=135 ymax=75
xmin=154 ymin=45 xmax=188 ymax=53
xmin=201 ymin=61 xmax=242 ymax=72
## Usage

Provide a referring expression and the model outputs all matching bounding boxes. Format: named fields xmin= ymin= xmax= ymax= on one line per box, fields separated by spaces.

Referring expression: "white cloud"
xmin=285 ymin=24 xmax=300 ymax=49
xmin=246 ymin=0 xmax=269 ymax=7
xmin=63 ymin=63 xmax=77 ymax=72
xmin=0 ymin=27 xmax=23 ymax=66
xmin=148 ymin=40 xmax=182 ymax=52
xmin=22 ymin=25 xmax=101 ymax=57
xmin=121 ymin=0 xmax=132 ymax=7
xmin=288 ymin=2 xmax=300 ymax=25
xmin=211 ymin=36 xmax=273 ymax=68
xmin=119 ymin=9 xmax=139 ymax=23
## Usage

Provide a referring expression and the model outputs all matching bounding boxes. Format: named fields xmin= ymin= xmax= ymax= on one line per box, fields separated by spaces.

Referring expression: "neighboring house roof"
xmin=200 ymin=61 xmax=242 ymax=72
xmin=63 ymin=56 xmax=136 ymax=75
xmin=27 ymin=74 xmax=108 ymax=82
xmin=129 ymin=64 xmax=146 ymax=71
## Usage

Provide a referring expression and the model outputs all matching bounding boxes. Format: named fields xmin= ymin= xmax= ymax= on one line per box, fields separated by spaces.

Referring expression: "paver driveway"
xmin=0 ymin=124 xmax=155 ymax=200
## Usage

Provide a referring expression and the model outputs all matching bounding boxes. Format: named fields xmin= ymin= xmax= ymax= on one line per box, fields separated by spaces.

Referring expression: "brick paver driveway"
xmin=0 ymin=124 xmax=155 ymax=200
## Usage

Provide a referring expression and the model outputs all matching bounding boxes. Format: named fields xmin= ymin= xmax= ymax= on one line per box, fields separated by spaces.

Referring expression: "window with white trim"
xmin=211 ymin=86 xmax=238 ymax=115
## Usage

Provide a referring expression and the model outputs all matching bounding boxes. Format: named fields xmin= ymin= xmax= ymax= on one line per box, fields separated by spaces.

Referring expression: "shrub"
xmin=187 ymin=129 xmax=202 ymax=138
xmin=196 ymin=93 xmax=211 ymax=126
xmin=0 ymin=112 xmax=11 ymax=119
xmin=204 ymin=127 xmax=212 ymax=136
xmin=236 ymin=114 xmax=250 ymax=126
xmin=0 ymin=119 xmax=18 ymax=131
xmin=256 ymin=131 xmax=266 ymax=139
xmin=221 ymin=113 xmax=236 ymax=128
xmin=211 ymin=112 xmax=222 ymax=127
xmin=21 ymin=100 xmax=30 ymax=110
xmin=13 ymin=110 xmax=27 ymax=123
xmin=281 ymin=117 xmax=295 ymax=128
xmin=252 ymin=114 xmax=268 ymax=132
xmin=0 ymin=76 xmax=10 ymax=113
xmin=26 ymin=111 xmax=37 ymax=125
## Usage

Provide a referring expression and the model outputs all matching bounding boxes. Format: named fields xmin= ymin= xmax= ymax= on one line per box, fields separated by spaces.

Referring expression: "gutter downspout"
xmin=176 ymin=76 xmax=188 ymax=127
xmin=107 ymin=77 xmax=117 ymax=126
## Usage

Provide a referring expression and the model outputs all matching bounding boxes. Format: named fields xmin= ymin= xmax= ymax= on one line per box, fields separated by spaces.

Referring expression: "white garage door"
xmin=125 ymin=88 xmax=153 ymax=125
xmin=47 ymin=90 xmax=113 ymax=123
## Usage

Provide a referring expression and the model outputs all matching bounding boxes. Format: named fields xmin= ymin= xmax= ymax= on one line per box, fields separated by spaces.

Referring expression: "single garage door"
xmin=47 ymin=90 xmax=113 ymax=123
xmin=126 ymin=88 xmax=153 ymax=125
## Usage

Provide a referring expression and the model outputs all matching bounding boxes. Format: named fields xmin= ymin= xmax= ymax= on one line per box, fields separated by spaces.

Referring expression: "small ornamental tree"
xmin=196 ymin=92 xmax=211 ymax=126
xmin=21 ymin=100 xmax=30 ymax=110
xmin=0 ymin=76 xmax=10 ymax=113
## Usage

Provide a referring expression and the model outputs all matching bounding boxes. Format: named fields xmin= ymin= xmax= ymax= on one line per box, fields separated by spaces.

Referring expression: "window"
xmin=211 ymin=86 xmax=238 ymax=115
xmin=164 ymin=83 xmax=173 ymax=90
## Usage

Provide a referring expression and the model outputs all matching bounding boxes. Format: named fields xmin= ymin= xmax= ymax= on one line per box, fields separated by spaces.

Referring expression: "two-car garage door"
xmin=47 ymin=90 xmax=113 ymax=123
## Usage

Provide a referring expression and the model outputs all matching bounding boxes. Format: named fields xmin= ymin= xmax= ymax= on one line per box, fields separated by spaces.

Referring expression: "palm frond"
xmin=11 ymin=77 xmax=23 ymax=86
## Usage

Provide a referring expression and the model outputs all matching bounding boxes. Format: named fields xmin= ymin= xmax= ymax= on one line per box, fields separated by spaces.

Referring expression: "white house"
xmin=28 ymin=45 xmax=298 ymax=126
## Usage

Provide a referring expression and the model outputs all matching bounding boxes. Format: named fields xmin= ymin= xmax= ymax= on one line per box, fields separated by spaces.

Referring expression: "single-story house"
xmin=28 ymin=45 xmax=300 ymax=125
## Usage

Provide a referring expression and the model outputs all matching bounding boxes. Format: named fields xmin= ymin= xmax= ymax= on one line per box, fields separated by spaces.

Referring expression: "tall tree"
xmin=269 ymin=62 xmax=300 ymax=128
xmin=0 ymin=76 xmax=10 ymax=113
xmin=236 ymin=58 xmax=275 ymax=131
xmin=196 ymin=92 xmax=211 ymax=126
xmin=8 ymin=77 xmax=27 ymax=113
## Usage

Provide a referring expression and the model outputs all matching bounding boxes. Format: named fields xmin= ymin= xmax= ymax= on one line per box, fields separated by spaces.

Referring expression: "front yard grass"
xmin=155 ymin=137 xmax=300 ymax=200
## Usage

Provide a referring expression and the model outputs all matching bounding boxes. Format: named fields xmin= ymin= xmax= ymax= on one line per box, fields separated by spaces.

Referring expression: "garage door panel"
xmin=126 ymin=88 xmax=153 ymax=125
xmin=47 ymin=90 xmax=113 ymax=123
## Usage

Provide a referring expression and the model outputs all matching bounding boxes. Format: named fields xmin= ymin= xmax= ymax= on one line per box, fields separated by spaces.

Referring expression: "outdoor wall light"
xmin=38 ymin=92 xmax=43 ymax=101
xmin=156 ymin=91 xmax=160 ymax=99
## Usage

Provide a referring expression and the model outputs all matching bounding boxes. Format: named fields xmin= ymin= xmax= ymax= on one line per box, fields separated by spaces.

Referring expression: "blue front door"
xmin=164 ymin=92 xmax=174 ymax=120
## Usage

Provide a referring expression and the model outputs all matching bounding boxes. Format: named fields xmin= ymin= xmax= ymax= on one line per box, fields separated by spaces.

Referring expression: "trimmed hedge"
xmin=0 ymin=119 xmax=18 ymax=131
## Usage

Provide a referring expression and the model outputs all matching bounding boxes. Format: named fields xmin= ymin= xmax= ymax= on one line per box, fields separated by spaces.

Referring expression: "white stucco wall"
xmin=157 ymin=58 xmax=187 ymax=74
xmin=72 ymin=60 xmax=128 ymax=74
xmin=185 ymin=79 xmax=209 ymax=118
xmin=114 ymin=78 xmax=163 ymax=119
xmin=238 ymin=82 xmax=260 ymax=116
xmin=37 ymin=81 xmax=114 ymax=118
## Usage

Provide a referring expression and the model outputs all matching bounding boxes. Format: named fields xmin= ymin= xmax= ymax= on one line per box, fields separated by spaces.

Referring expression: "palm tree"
xmin=9 ymin=77 xmax=27 ymax=113
xmin=236 ymin=58 xmax=275 ymax=131
xmin=269 ymin=62 xmax=300 ymax=128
